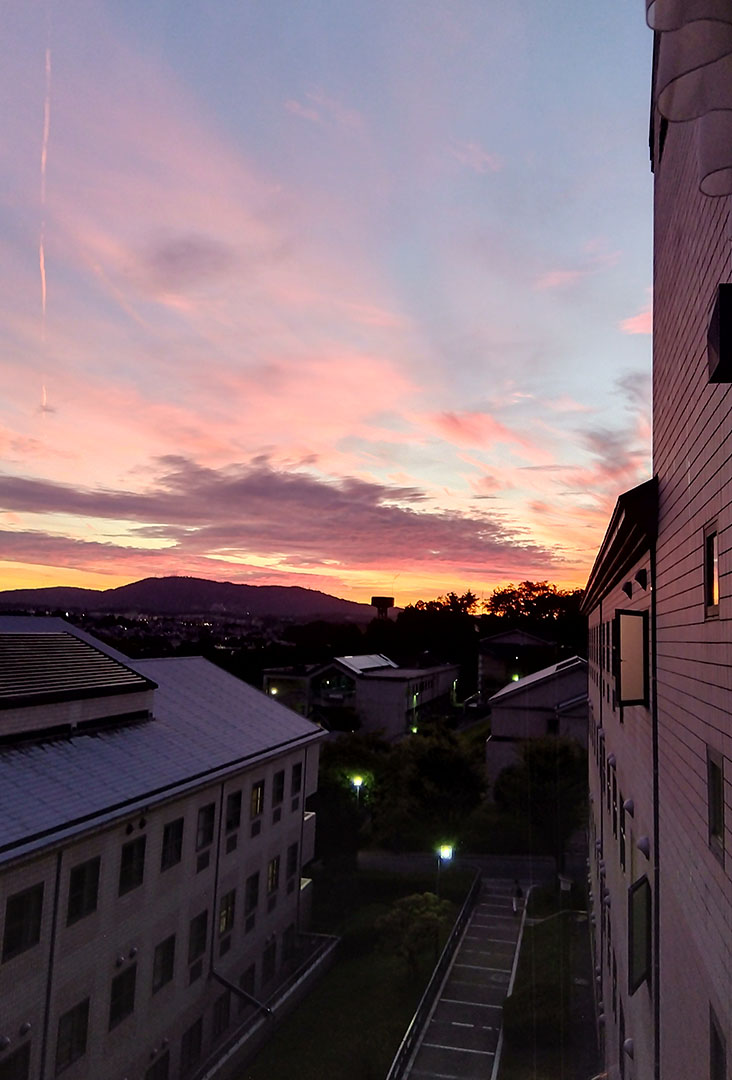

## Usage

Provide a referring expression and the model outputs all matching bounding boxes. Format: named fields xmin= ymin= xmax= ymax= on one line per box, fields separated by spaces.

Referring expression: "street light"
xmin=436 ymin=843 xmax=453 ymax=897
xmin=352 ymin=775 xmax=363 ymax=808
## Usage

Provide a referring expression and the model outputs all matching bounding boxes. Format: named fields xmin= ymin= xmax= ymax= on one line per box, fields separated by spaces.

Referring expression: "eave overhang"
xmin=581 ymin=477 xmax=658 ymax=614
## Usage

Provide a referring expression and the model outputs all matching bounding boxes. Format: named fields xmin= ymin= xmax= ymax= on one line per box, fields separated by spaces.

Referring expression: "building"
xmin=477 ymin=630 xmax=557 ymax=703
xmin=0 ymin=617 xmax=326 ymax=1080
xmin=484 ymin=656 xmax=588 ymax=798
xmin=264 ymin=654 xmax=460 ymax=741
xmin=583 ymin=8 xmax=732 ymax=1078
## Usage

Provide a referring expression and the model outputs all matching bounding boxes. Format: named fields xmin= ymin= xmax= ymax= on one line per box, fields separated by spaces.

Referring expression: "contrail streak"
xmin=39 ymin=44 xmax=51 ymax=339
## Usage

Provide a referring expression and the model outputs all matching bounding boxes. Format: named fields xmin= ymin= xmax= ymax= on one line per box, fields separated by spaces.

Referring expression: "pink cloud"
xmin=620 ymin=306 xmax=652 ymax=334
xmin=285 ymin=90 xmax=362 ymax=133
xmin=450 ymin=140 xmax=503 ymax=174
xmin=535 ymin=268 xmax=585 ymax=291
xmin=284 ymin=99 xmax=323 ymax=124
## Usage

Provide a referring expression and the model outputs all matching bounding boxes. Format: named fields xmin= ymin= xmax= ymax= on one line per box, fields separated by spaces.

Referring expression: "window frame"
xmin=67 ymin=857 xmax=100 ymax=926
xmin=219 ymin=889 xmax=236 ymax=937
xmin=628 ymin=875 xmax=652 ymax=995
xmin=109 ymin=964 xmax=137 ymax=1030
xmin=160 ymin=818 xmax=184 ymax=872
xmin=267 ymin=855 xmax=280 ymax=895
xmin=152 ymin=933 xmax=176 ymax=994
xmin=272 ymin=770 xmax=285 ymax=807
xmin=188 ymin=910 xmax=208 ymax=966
xmin=614 ymin=609 xmax=649 ymax=707
xmin=225 ymin=791 xmax=242 ymax=833
xmin=55 ymin=997 xmax=89 ymax=1074
xmin=195 ymin=803 xmax=216 ymax=852
xmin=2 ymin=882 xmax=44 ymax=962
xmin=707 ymin=746 xmax=725 ymax=865
xmin=118 ymin=836 xmax=146 ymax=896
xmin=705 ymin=522 xmax=720 ymax=617
xmin=250 ymin=780 xmax=265 ymax=820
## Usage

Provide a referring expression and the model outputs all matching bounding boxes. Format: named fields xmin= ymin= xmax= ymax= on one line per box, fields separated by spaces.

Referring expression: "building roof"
xmin=0 ymin=618 xmax=323 ymax=865
xmin=581 ymin=478 xmax=658 ymax=613
xmin=479 ymin=629 xmax=553 ymax=649
xmin=361 ymin=664 xmax=459 ymax=680
xmin=0 ymin=631 xmax=155 ymax=709
xmin=334 ymin=654 xmax=398 ymax=674
xmin=490 ymin=656 xmax=587 ymax=703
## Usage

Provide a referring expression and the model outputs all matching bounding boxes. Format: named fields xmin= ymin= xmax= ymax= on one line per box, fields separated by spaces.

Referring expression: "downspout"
xmin=208 ymin=782 xmax=226 ymax=978
xmin=650 ymin=545 xmax=661 ymax=1080
xmin=40 ymin=850 xmax=63 ymax=1080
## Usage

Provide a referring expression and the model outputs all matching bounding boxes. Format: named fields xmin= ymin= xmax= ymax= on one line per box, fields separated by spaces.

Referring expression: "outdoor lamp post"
xmin=436 ymin=843 xmax=453 ymax=897
xmin=352 ymin=775 xmax=363 ymax=807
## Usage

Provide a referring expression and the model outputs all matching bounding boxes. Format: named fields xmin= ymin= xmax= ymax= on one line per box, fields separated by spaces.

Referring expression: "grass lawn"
xmin=234 ymin=868 xmax=472 ymax=1080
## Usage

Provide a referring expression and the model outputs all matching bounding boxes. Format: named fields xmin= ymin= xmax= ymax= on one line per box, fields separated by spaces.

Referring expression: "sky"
xmin=0 ymin=0 xmax=653 ymax=607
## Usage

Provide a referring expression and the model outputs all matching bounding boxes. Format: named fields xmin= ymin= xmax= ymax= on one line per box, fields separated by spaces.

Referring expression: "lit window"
xmin=615 ymin=610 xmax=649 ymax=706
xmin=250 ymin=780 xmax=265 ymax=819
xmin=705 ymin=525 xmax=720 ymax=615
xmin=267 ymin=856 xmax=280 ymax=895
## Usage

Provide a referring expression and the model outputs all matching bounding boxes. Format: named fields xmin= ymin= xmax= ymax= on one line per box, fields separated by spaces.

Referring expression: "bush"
xmin=503 ymin=979 xmax=569 ymax=1047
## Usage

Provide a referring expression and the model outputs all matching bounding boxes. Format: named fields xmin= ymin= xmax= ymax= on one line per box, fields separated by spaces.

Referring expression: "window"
xmin=245 ymin=872 xmax=259 ymax=929
xmin=286 ymin=842 xmax=298 ymax=880
xmin=196 ymin=804 xmax=215 ymax=851
xmin=705 ymin=525 xmax=720 ymax=615
xmin=614 ymin=610 xmax=649 ymax=706
xmin=291 ymin=762 xmax=303 ymax=795
xmin=118 ymin=836 xmax=146 ymax=895
xmin=188 ymin=911 xmax=208 ymax=966
xmin=109 ymin=965 xmax=136 ymax=1029
xmin=212 ymin=991 xmax=230 ymax=1040
xmin=707 ymin=747 xmax=725 ymax=863
xmin=250 ymin=780 xmax=265 ymax=819
xmin=226 ymin=791 xmax=242 ymax=832
xmin=2 ymin=883 xmax=43 ymax=961
xmin=628 ymin=876 xmax=651 ymax=994
xmin=619 ymin=792 xmax=627 ymax=871
xmin=272 ymin=770 xmax=285 ymax=806
xmin=219 ymin=889 xmax=236 ymax=937
xmin=0 ymin=1044 xmax=30 ymax=1080
xmin=612 ymin=773 xmax=618 ymax=838
xmin=160 ymin=818 xmax=183 ymax=871
xmin=267 ymin=856 xmax=280 ymax=895
xmin=710 ymin=1006 xmax=727 ymax=1080
xmin=55 ymin=998 xmax=89 ymax=1074
xmin=144 ymin=1053 xmax=170 ymax=1080
xmin=152 ymin=934 xmax=176 ymax=993
xmin=180 ymin=1018 xmax=202 ymax=1077
xmin=67 ymin=857 xmax=100 ymax=925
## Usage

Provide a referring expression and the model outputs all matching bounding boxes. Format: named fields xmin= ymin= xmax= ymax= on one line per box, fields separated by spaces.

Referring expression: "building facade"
xmin=0 ymin=618 xmax=325 ymax=1080
xmin=583 ymin=8 xmax=732 ymax=1078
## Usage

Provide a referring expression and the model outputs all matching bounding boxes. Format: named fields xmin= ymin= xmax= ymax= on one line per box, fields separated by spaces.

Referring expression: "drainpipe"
xmin=40 ymin=850 xmax=63 ymax=1080
xmin=650 ymin=545 xmax=660 ymax=1080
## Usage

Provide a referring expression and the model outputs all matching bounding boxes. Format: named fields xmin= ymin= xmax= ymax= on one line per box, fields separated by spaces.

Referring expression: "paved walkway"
xmin=404 ymin=878 xmax=525 ymax=1080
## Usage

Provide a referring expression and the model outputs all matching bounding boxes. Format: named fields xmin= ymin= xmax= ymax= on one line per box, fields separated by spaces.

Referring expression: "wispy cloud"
xmin=620 ymin=305 xmax=652 ymax=334
xmin=285 ymin=90 xmax=363 ymax=133
xmin=449 ymin=139 xmax=503 ymax=174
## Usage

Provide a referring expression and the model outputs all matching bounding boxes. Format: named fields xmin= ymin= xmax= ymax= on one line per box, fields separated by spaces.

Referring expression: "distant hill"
xmin=0 ymin=576 xmax=377 ymax=622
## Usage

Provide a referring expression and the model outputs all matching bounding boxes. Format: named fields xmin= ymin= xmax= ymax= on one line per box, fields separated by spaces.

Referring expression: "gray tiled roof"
xmin=0 ymin=618 xmax=322 ymax=864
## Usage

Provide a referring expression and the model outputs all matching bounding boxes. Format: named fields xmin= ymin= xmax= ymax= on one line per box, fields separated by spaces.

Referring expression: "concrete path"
xmin=404 ymin=878 xmax=525 ymax=1080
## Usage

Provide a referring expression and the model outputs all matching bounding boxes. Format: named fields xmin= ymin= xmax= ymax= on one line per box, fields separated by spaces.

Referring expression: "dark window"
xmin=705 ymin=525 xmax=720 ymax=615
xmin=219 ymin=889 xmax=236 ymax=937
xmin=267 ymin=856 xmax=280 ymax=895
xmin=160 ymin=818 xmax=183 ymax=871
xmin=262 ymin=938 xmax=276 ymax=983
xmin=67 ymin=857 xmax=100 ymax=925
xmin=612 ymin=773 xmax=618 ymax=838
xmin=619 ymin=792 xmax=627 ymax=871
xmin=55 ymin=998 xmax=89 ymax=1074
xmin=250 ymin=780 xmax=265 ymax=819
xmin=708 ymin=748 xmax=725 ymax=863
xmin=118 ymin=836 xmax=146 ymax=896
xmin=283 ymin=923 xmax=296 ymax=961
xmin=2 ymin=883 xmax=43 ymax=961
xmin=226 ymin=791 xmax=242 ymax=832
xmin=0 ymin=1044 xmax=30 ymax=1080
xmin=710 ymin=1006 xmax=727 ymax=1080
xmin=152 ymin=934 xmax=176 ymax=993
xmin=245 ymin=872 xmax=259 ymax=923
xmin=628 ymin=877 xmax=651 ymax=994
xmin=188 ymin=910 xmax=207 ymax=965
xmin=272 ymin=770 xmax=285 ymax=806
xmin=212 ymin=991 xmax=230 ymax=1039
xmin=180 ymin=1019 xmax=202 ymax=1077
xmin=614 ymin=610 xmax=649 ymax=706
xmin=144 ymin=1052 xmax=170 ymax=1080
xmin=109 ymin=965 xmax=136 ymax=1029
xmin=196 ymin=804 xmax=215 ymax=851
xmin=291 ymin=762 xmax=303 ymax=795
xmin=286 ymin=842 xmax=298 ymax=880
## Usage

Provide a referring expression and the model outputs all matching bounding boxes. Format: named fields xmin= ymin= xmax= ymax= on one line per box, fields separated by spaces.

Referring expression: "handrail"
xmin=384 ymin=870 xmax=482 ymax=1080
